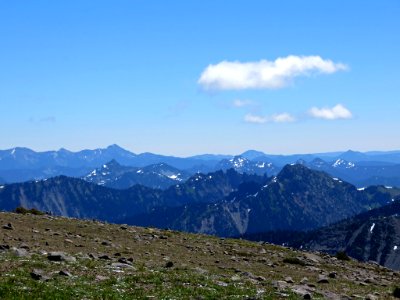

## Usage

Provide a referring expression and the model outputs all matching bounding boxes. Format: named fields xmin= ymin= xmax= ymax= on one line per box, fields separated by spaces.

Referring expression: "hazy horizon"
xmin=2 ymin=143 xmax=400 ymax=158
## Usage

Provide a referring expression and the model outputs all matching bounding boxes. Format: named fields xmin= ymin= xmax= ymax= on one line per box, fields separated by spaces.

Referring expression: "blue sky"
xmin=1 ymin=1 xmax=399 ymax=156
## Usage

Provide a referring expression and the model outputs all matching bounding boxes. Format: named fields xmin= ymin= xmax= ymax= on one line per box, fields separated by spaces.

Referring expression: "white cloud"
xmin=270 ymin=113 xmax=296 ymax=123
xmin=198 ymin=55 xmax=348 ymax=90
xmin=244 ymin=114 xmax=267 ymax=124
xmin=244 ymin=112 xmax=295 ymax=124
xmin=309 ymin=104 xmax=353 ymax=120
xmin=232 ymin=99 xmax=255 ymax=108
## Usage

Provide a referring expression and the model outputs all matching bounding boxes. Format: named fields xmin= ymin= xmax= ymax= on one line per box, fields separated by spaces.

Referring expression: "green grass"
xmin=0 ymin=253 xmax=301 ymax=299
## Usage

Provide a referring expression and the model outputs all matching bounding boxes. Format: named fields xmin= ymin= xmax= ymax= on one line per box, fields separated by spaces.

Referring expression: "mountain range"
xmin=82 ymin=160 xmax=191 ymax=189
xmin=1 ymin=145 xmax=400 ymax=189
xmin=0 ymin=164 xmax=392 ymax=236
xmin=2 ymin=147 xmax=400 ymax=271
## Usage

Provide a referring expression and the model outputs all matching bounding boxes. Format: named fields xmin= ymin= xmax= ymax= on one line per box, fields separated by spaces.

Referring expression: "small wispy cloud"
xmin=270 ymin=113 xmax=296 ymax=123
xmin=198 ymin=55 xmax=348 ymax=91
xmin=244 ymin=112 xmax=295 ymax=124
xmin=308 ymin=104 xmax=353 ymax=120
xmin=244 ymin=114 xmax=268 ymax=124
xmin=29 ymin=116 xmax=56 ymax=123
xmin=232 ymin=99 xmax=256 ymax=108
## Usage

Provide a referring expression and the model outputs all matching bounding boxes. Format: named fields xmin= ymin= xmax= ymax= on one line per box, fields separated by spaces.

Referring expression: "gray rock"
xmin=12 ymin=247 xmax=30 ymax=257
xmin=0 ymin=244 xmax=10 ymax=251
xmin=95 ymin=275 xmax=109 ymax=281
xmin=273 ymin=280 xmax=289 ymax=291
xmin=59 ymin=270 xmax=72 ymax=277
xmin=2 ymin=223 xmax=14 ymax=230
xmin=300 ymin=277 xmax=309 ymax=284
xmin=47 ymin=251 xmax=76 ymax=262
xmin=111 ymin=262 xmax=135 ymax=269
xmin=30 ymin=269 xmax=50 ymax=281
xmin=328 ymin=272 xmax=337 ymax=278
xmin=317 ymin=275 xmax=329 ymax=284
xmin=285 ymin=276 xmax=294 ymax=283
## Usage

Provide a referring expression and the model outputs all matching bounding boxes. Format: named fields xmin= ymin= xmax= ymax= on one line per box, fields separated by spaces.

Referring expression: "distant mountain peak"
xmin=240 ymin=150 xmax=266 ymax=160
xmin=106 ymin=144 xmax=124 ymax=150
xmin=276 ymin=163 xmax=312 ymax=180
xmin=229 ymin=156 xmax=249 ymax=168
xmin=332 ymin=158 xmax=355 ymax=168
xmin=103 ymin=159 xmax=121 ymax=168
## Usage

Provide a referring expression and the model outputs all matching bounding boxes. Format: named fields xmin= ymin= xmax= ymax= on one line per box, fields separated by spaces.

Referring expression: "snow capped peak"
xmin=332 ymin=159 xmax=355 ymax=169
xmin=229 ymin=156 xmax=247 ymax=168
xmin=256 ymin=162 xmax=273 ymax=168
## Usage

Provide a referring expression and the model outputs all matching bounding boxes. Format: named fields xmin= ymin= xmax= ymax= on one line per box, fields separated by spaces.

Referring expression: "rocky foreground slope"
xmin=0 ymin=212 xmax=399 ymax=299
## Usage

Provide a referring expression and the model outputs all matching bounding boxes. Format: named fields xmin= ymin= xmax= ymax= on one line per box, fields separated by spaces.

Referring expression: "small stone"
xmin=328 ymin=272 xmax=337 ymax=278
xmin=256 ymin=276 xmax=266 ymax=281
xmin=59 ymin=270 xmax=72 ymax=277
xmin=111 ymin=262 xmax=135 ymax=269
xmin=30 ymin=269 xmax=50 ymax=281
xmin=12 ymin=248 xmax=30 ymax=257
xmin=231 ymin=275 xmax=241 ymax=281
xmin=118 ymin=257 xmax=131 ymax=265
xmin=285 ymin=276 xmax=294 ymax=283
xmin=19 ymin=243 xmax=30 ymax=250
xmin=47 ymin=251 xmax=76 ymax=262
xmin=317 ymin=275 xmax=329 ymax=284
xmin=98 ymin=254 xmax=111 ymax=260
xmin=365 ymin=294 xmax=377 ymax=300
xmin=215 ymin=281 xmax=228 ymax=287
xmin=64 ymin=239 xmax=74 ymax=244
xmin=95 ymin=275 xmax=109 ymax=281
xmin=365 ymin=278 xmax=378 ymax=285
xmin=300 ymin=277 xmax=308 ymax=284
xmin=0 ymin=244 xmax=10 ymax=251
xmin=2 ymin=223 xmax=14 ymax=230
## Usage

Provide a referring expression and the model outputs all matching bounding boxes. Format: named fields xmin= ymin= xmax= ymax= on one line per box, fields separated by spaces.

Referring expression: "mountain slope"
xmin=215 ymin=155 xmax=279 ymax=175
xmin=0 ymin=176 xmax=163 ymax=221
xmin=306 ymin=158 xmax=400 ymax=188
xmin=0 ymin=169 xmax=263 ymax=222
xmin=287 ymin=191 xmax=400 ymax=270
xmin=83 ymin=160 xmax=190 ymax=189
xmin=124 ymin=165 xmax=390 ymax=236
xmin=1 ymin=211 xmax=398 ymax=299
